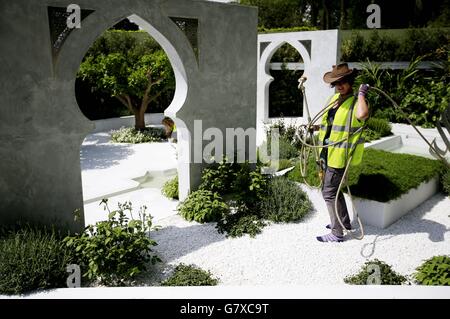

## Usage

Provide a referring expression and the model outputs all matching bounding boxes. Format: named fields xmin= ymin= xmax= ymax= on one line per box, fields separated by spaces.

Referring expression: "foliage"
xmin=111 ymin=126 xmax=166 ymax=143
xmin=160 ymin=263 xmax=219 ymax=286
xmin=0 ymin=226 xmax=74 ymax=295
xmin=364 ymin=117 xmax=392 ymax=142
xmin=289 ymin=149 xmax=444 ymax=202
xmin=177 ymin=190 xmax=229 ymax=223
xmin=77 ymin=30 xmax=175 ymax=128
xmin=401 ymin=80 xmax=450 ymax=128
xmin=258 ymin=26 xmax=317 ymax=33
xmin=355 ymin=57 xmax=449 ymax=128
xmin=263 ymin=120 xmax=303 ymax=161
xmin=260 ymin=177 xmax=312 ymax=223
xmin=161 ymin=175 xmax=179 ymax=200
xmin=414 ymin=255 xmax=450 ymax=286
xmin=341 ymin=29 xmax=450 ymax=61
xmin=268 ymin=69 xmax=304 ymax=118
xmin=241 ymin=0 xmax=450 ymax=30
xmin=199 ymin=161 xmax=240 ymax=195
xmin=216 ymin=209 xmax=266 ymax=238
xmin=64 ymin=200 xmax=160 ymax=286
xmin=443 ymin=168 xmax=450 ymax=196
xmin=344 ymin=259 xmax=408 ymax=285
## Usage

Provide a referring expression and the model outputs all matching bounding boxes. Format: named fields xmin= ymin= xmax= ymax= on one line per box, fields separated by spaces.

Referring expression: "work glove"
xmin=358 ymin=84 xmax=370 ymax=97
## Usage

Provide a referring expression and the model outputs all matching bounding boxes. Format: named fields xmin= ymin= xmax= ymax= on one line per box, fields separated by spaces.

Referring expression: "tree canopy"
xmin=238 ymin=0 xmax=450 ymax=30
xmin=78 ymin=30 xmax=175 ymax=129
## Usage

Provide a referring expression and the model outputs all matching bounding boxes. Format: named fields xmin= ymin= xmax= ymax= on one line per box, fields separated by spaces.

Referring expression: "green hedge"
xmin=341 ymin=28 xmax=450 ymax=61
xmin=289 ymin=148 xmax=444 ymax=202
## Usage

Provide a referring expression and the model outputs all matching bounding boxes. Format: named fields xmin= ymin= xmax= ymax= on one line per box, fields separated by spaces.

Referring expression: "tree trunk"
xmin=134 ymin=108 xmax=146 ymax=130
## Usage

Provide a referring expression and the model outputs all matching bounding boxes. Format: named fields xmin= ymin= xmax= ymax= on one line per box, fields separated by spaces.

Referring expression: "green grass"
xmin=288 ymin=148 xmax=444 ymax=202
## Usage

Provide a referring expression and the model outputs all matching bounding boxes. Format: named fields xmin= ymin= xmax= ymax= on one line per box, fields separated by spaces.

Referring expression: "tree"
xmin=78 ymin=30 xmax=175 ymax=130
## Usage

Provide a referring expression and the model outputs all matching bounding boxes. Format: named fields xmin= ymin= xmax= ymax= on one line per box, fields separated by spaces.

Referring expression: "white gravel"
xmin=150 ymin=186 xmax=450 ymax=286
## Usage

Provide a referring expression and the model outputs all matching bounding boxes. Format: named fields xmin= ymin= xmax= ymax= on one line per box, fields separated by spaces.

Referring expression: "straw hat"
xmin=323 ymin=63 xmax=354 ymax=84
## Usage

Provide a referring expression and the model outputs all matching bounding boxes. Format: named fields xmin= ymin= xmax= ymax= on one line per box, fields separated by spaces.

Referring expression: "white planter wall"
xmin=349 ymin=176 xmax=439 ymax=228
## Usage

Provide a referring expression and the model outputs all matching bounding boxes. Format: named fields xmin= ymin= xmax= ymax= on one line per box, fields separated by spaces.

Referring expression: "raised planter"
xmin=348 ymin=176 xmax=439 ymax=228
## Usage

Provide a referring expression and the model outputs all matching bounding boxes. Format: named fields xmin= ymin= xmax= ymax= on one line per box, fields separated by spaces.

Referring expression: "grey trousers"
xmin=321 ymin=166 xmax=351 ymax=237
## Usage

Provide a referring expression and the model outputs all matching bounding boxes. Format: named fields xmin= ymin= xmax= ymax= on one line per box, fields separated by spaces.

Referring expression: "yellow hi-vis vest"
xmin=318 ymin=93 xmax=365 ymax=169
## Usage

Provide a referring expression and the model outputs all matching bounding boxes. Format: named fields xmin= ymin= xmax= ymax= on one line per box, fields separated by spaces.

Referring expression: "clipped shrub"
xmin=260 ymin=177 xmax=312 ymax=223
xmin=289 ymin=148 xmax=443 ymax=202
xmin=160 ymin=263 xmax=219 ymax=286
xmin=64 ymin=200 xmax=160 ymax=286
xmin=344 ymin=259 xmax=408 ymax=285
xmin=177 ymin=190 xmax=229 ymax=223
xmin=0 ymin=226 xmax=74 ymax=295
xmin=443 ymin=168 xmax=450 ymax=196
xmin=162 ymin=175 xmax=178 ymax=199
xmin=216 ymin=209 xmax=266 ymax=238
xmin=414 ymin=255 xmax=450 ymax=286
xmin=111 ymin=126 xmax=165 ymax=143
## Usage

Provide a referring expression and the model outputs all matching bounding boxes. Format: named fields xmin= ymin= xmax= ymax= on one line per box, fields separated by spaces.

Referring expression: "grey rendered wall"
xmin=0 ymin=0 xmax=258 ymax=232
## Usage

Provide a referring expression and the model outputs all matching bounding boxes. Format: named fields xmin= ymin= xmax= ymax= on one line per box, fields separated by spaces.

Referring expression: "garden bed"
xmin=288 ymin=148 xmax=444 ymax=228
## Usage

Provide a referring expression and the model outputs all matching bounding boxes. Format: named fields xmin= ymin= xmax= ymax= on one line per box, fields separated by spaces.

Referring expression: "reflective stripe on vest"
xmin=318 ymin=93 xmax=365 ymax=168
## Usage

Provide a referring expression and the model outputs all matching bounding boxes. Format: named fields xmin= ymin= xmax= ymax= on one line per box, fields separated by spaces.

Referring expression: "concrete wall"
xmin=257 ymin=30 xmax=339 ymax=145
xmin=0 ymin=0 xmax=258 ymax=231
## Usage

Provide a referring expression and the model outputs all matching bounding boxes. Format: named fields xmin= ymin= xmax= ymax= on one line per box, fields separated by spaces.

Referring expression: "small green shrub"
xmin=414 ymin=255 xmax=450 ymax=286
xmin=443 ymin=168 xmax=450 ymax=196
xmin=216 ymin=209 xmax=266 ymax=238
xmin=344 ymin=259 xmax=408 ymax=285
xmin=177 ymin=190 xmax=229 ymax=223
xmin=64 ymin=200 xmax=160 ymax=286
xmin=111 ymin=126 xmax=165 ymax=143
xmin=260 ymin=177 xmax=312 ymax=223
xmin=160 ymin=264 xmax=219 ymax=286
xmin=0 ymin=226 xmax=74 ymax=295
xmin=199 ymin=161 xmax=239 ymax=195
xmin=364 ymin=117 xmax=392 ymax=142
xmin=162 ymin=175 xmax=178 ymax=199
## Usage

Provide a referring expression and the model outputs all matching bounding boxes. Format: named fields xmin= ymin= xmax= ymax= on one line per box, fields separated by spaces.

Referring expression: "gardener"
xmin=316 ymin=63 xmax=369 ymax=242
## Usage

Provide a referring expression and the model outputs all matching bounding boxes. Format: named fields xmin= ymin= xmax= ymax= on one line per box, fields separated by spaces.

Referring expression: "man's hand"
xmin=358 ymin=84 xmax=370 ymax=97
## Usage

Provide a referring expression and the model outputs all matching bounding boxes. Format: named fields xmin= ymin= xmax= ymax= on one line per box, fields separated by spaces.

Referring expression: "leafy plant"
xmin=364 ymin=117 xmax=392 ymax=142
xmin=0 ymin=226 xmax=74 ymax=295
xmin=414 ymin=255 xmax=450 ymax=286
xmin=64 ymin=200 xmax=160 ymax=286
xmin=443 ymin=168 xmax=450 ymax=196
xmin=162 ymin=175 xmax=178 ymax=200
xmin=260 ymin=177 xmax=312 ymax=223
xmin=199 ymin=161 xmax=239 ymax=195
xmin=160 ymin=263 xmax=219 ymax=286
xmin=344 ymin=259 xmax=408 ymax=285
xmin=111 ymin=126 xmax=165 ymax=143
xmin=177 ymin=190 xmax=229 ymax=223
xmin=216 ymin=209 xmax=266 ymax=238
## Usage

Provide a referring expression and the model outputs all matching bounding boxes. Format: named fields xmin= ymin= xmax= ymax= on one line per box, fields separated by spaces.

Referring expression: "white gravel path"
xmin=150 ymin=186 xmax=450 ymax=286
xmin=80 ymin=131 xmax=449 ymax=286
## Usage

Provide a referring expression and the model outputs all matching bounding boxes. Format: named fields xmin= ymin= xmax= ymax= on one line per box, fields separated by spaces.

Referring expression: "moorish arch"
xmin=257 ymin=30 xmax=339 ymax=145
xmin=0 ymin=0 xmax=258 ymax=232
